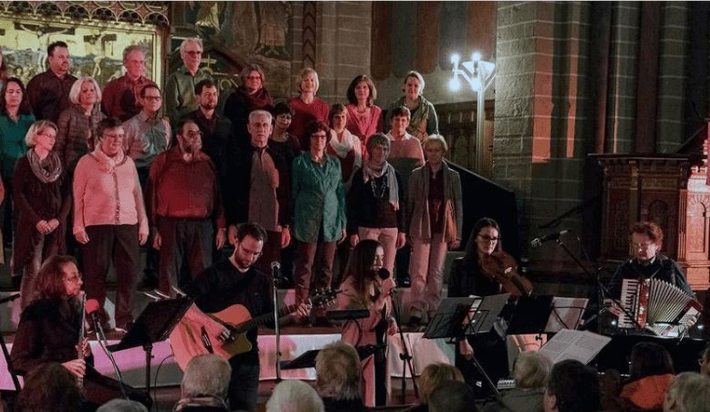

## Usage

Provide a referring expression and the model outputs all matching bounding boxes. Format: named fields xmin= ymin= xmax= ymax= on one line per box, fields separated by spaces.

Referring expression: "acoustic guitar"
xmin=170 ymin=289 xmax=337 ymax=370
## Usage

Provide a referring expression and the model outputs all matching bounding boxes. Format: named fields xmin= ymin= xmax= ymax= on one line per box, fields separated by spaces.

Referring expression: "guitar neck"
xmin=237 ymin=304 xmax=298 ymax=333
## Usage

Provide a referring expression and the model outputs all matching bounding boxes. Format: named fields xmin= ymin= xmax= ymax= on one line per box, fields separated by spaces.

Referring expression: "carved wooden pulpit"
xmin=593 ymin=129 xmax=710 ymax=290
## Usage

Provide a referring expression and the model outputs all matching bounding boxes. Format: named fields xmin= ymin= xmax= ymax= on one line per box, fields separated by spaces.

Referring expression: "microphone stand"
xmin=272 ymin=262 xmax=282 ymax=384
xmin=91 ymin=315 xmax=128 ymax=399
xmin=389 ymin=289 xmax=419 ymax=403
xmin=0 ymin=294 xmax=21 ymax=391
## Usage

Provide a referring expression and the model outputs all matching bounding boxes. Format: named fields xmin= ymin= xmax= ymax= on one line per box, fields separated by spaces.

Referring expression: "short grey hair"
xmin=96 ymin=399 xmax=147 ymax=412
xmin=266 ymin=380 xmax=324 ymax=412
xmin=366 ymin=133 xmax=390 ymax=156
xmin=179 ymin=38 xmax=203 ymax=54
xmin=25 ymin=120 xmax=57 ymax=147
xmin=666 ymin=372 xmax=710 ymax=412
xmin=68 ymin=77 xmax=102 ymax=106
xmin=122 ymin=45 xmax=147 ymax=63
xmin=315 ymin=340 xmax=360 ymax=400
xmin=249 ymin=110 xmax=272 ymax=124
xmin=513 ymin=351 xmax=552 ymax=389
xmin=424 ymin=134 xmax=449 ymax=153
xmin=181 ymin=354 xmax=232 ymax=399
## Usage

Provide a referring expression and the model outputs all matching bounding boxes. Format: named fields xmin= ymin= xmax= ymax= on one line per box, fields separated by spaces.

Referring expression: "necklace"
xmin=369 ymin=173 xmax=388 ymax=199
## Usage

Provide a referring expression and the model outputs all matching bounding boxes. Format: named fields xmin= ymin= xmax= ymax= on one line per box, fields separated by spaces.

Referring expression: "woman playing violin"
xmin=448 ymin=217 xmax=511 ymax=398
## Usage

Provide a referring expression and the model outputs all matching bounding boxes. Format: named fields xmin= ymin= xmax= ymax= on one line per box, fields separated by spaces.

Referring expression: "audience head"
xmin=424 ymin=134 xmax=448 ymax=164
xmin=176 ymin=119 xmax=202 ymax=155
xmin=96 ymin=400 xmax=147 ymax=412
xmin=366 ymin=133 xmax=390 ymax=164
xmin=232 ymin=222 xmax=267 ymax=271
xmin=513 ymin=351 xmax=552 ymax=389
xmin=32 ymin=255 xmax=81 ymax=302
xmin=315 ymin=340 xmax=361 ymax=400
xmin=266 ymin=380 xmax=324 ymax=412
xmin=195 ymin=79 xmax=218 ymax=112
xmin=69 ymin=77 xmax=101 ymax=108
xmin=699 ymin=344 xmax=710 ymax=377
xmin=304 ymin=120 xmax=329 ymax=154
xmin=389 ymin=106 xmax=411 ymax=137
xmin=272 ymin=102 xmax=293 ymax=131
xmin=181 ymin=354 xmax=232 ymax=400
xmin=418 ymin=363 xmax=464 ymax=405
xmin=179 ymin=38 xmax=203 ymax=73
xmin=429 ymin=380 xmax=476 ymax=412
xmin=248 ymin=110 xmax=273 ymax=148
xmin=47 ymin=41 xmax=70 ymax=76
xmin=25 ymin=120 xmax=58 ymax=150
xmin=664 ymin=372 xmax=710 ymax=412
xmin=298 ymin=67 xmax=319 ymax=94
xmin=1 ymin=77 xmax=31 ymax=115
xmin=139 ymin=84 xmax=162 ymax=115
xmin=466 ymin=217 xmax=501 ymax=261
xmin=630 ymin=221 xmax=664 ymax=262
xmin=241 ymin=64 xmax=265 ymax=93
xmin=347 ymin=75 xmax=376 ymax=106
xmin=402 ymin=70 xmax=425 ymax=100
xmin=15 ymin=362 xmax=82 ymax=412
xmin=329 ymin=103 xmax=347 ymax=133
xmin=96 ymin=118 xmax=125 ymax=157
xmin=544 ymin=360 xmax=599 ymax=412
xmin=122 ymin=45 xmax=147 ymax=80
xmin=629 ymin=341 xmax=674 ymax=381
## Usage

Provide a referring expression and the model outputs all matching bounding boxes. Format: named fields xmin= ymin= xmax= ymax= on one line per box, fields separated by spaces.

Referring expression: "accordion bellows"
xmin=619 ymin=278 xmax=702 ymax=337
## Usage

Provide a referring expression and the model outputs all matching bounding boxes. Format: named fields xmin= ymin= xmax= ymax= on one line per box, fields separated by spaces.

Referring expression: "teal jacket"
xmin=292 ymin=152 xmax=346 ymax=243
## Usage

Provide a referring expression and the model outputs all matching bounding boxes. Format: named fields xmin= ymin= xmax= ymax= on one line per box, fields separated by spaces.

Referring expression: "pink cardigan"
xmin=72 ymin=147 xmax=148 ymax=236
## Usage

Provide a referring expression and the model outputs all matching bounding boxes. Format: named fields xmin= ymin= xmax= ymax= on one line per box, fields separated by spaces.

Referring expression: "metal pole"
xmin=475 ymin=84 xmax=485 ymax=172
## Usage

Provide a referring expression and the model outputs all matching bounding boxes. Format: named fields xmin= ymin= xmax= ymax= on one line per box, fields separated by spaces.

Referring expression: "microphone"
xmin=377 ymin=268 xmax=390 ymax=280
xmin=85 ymin=298 xmax=103 ymax=331
xmin=271 ymin=261 xmax=282 ymax=287
xmin=530 ymin=230 xmax=569 ymax=247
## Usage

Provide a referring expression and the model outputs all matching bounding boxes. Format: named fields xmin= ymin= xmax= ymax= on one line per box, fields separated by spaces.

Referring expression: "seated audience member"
xmin=147 ymin=118 xmax=226 ymax=295
xmin=543 ymin=360 xmax=599 ymax=412
xmin=174 ymin=354 xmax=231 ymax=412
xmin=223 ymin=63 xmax=274 ymax=151
xmin=164 ymin=38 xmax=212 ymax=125
xmin=269 ymin=102 xmax=301 ymax=174
xmin=622 ymin=342 xmax=675 ymax=410
xmin=55 ymin=76 xmax=106 ymax=172
xmin=266 ymin=380 xmax=324 ymax=412
xmin=664 ymin=372 xmax=710 ymax=412
xmin=14 ymin=363 xmax=82 ymax=412
xmin=428 ymin=380 xmax=476 ymax=412
xmin=483 ymin=352 xmax=552 ymax=412
xmin=122 ymin=84 xmax=171 ymax=187
xmin=407 ymin=363 xmax=464 ymax=412
xmin=96 ymin=400 xmax=147 ymax=412
xmin=101 ymin=45 xmax=156 ymax=122
xmin=73 ymin=118 xmax=149 ymax=331
xmin=348 ymin=133 xmax=405 ymax=277
xmin=184 ymin=79 xmax=234 ymax=196
xmin=315 ymin=340 xmax=368 ymax=412
xmin=699 ymin=344 xmax=710 ymax=378
xmin=288 ymin=67 xmax=329 ymax=148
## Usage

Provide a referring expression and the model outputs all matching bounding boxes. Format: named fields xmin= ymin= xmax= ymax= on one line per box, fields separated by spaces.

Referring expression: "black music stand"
xmin=280 ymin=344 xmax=386 ymax=370
xmin=107 ymin=297 xmax=192 ymax=393
xmin=424 ymin=294 xmax=509 ymax=397
xmin=506 ymin=295 xmax=554 ymax=335
xmin=0 ymin=294 xmax=21 ymax=392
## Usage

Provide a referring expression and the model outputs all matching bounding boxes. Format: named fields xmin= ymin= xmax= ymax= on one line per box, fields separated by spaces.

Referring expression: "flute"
xmin=77 ymin=293 xmax=87 ymax=387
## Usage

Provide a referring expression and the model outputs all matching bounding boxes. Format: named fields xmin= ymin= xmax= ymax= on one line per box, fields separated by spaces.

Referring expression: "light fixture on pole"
xmin=450 ymin=52 xmax=496 ymax=171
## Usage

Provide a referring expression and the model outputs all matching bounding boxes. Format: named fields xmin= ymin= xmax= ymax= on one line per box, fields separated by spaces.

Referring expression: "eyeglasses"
xmin=184 ymin=130 xmax=203 ymax=138
xmin=246 ymin=75 xmax=262 ymax=80
xmin=632 ymin=242 xmax=655 ymax=250
xmin=185 ymin=50 xmax=202 ymax=56
xmin=238 ymin=244 xmax=262 ymax=258
xmin=478 ymin=235 xmax=499 ymax=243
xmin=143 ymin=96 xmax=162 ymax=101
xmin=103 ymin=133 xmax=124 ymax=140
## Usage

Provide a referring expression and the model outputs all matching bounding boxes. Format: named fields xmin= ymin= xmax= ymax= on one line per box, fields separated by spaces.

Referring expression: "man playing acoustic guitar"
xmin=178 ymin=222 xmax=311 ymax=412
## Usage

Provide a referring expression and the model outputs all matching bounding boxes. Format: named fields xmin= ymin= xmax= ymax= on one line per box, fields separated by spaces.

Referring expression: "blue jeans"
xmin=228 ymin=361 xmax=260 ymax=412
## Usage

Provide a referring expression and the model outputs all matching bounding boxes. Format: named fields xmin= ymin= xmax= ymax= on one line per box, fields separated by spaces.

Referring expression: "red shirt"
xmin=288 ymin=96 xmax=329 ymax=148
xmin=101 ymin=74 xmax=157 ymax=122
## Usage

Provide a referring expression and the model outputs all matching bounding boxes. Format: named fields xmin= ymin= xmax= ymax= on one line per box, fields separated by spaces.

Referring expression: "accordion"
xmin=619 ymin=278 xmax=702 ymax=337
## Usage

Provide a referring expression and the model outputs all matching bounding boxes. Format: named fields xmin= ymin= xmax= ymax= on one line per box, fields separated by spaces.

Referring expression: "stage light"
xmin=472 ymin=51 xmax=481 ymax=62
xmin=449 ymin=77 xmax=461 ymax=91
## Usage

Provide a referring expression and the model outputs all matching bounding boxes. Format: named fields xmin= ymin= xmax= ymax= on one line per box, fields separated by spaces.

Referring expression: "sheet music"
xmin=539 ymin=329 xmax=611 ymax=364
xmin=544 ymin=297 xmax=589 ymax=332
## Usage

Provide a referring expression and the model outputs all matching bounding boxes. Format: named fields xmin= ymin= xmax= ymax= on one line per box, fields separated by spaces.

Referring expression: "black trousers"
xmin=156 ymin=217 xmax=213 ymax=296
xmin=82 ymin=224 xmax=139 ymax=329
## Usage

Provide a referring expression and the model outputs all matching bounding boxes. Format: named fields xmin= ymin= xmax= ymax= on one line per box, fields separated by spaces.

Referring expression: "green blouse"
xmin=0 ymin=113 xmax=35 ymax=177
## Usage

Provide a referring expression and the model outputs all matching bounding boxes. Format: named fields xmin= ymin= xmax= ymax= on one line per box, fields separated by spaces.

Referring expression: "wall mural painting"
xmin=0 ymin=15 xmax=164 ymax=89
xmin=173 ymin=1 xmax=293 ymax=100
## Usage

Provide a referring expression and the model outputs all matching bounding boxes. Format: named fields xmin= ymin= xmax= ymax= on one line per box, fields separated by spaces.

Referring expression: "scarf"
xmin=329 ymin=128 xmax=362 ymax=169
xmin=363 ymin=160 xmax=399 ymax=210
xmin=241 ymin=86 xmax=273 ymax=111
xmin=173 ymin=395 xmax=228 ymax=412
xmin=90 ymin=145 xmax=127 ymax=173
xmin=27 ymin=148 xmax=62 ymax=183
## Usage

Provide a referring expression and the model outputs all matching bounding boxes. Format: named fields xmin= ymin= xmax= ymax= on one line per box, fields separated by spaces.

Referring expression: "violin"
xmin=480 ymin=251 xmax=533 ymax=298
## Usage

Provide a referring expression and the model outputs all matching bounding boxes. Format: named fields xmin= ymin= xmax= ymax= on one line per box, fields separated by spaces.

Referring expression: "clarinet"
xmin=77 ymin=293 xmax=87 ymax=387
